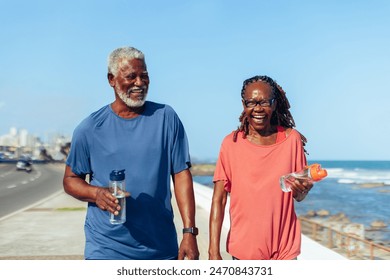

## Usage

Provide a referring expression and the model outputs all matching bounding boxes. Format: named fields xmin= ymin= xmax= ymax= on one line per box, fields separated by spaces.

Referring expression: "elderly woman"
xmin=209 ymin=75 xmax=312 ymax=260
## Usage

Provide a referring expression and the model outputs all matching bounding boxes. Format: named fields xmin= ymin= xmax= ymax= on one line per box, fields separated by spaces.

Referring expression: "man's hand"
xmin=178 ymin=234 xmax=199 ymax=260
xmin=95 ymin=188 xmax=130 ymax=215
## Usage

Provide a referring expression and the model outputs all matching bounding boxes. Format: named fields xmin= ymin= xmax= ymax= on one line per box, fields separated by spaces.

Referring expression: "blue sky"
xmin=1 ymin=0 xmax=389 ymax=161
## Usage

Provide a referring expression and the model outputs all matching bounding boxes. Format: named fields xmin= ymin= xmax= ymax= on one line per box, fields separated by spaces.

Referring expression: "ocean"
xmin=193 ymin=160 xmax=390 ymax=245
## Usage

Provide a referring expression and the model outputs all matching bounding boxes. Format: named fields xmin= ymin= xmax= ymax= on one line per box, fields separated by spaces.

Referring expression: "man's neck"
xmin=111 ymin=101 xmax=145 ymax=119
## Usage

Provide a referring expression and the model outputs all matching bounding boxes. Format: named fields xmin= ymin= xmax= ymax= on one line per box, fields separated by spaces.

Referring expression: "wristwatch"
xmin=183 ymin=227 xmax=199 ymax=236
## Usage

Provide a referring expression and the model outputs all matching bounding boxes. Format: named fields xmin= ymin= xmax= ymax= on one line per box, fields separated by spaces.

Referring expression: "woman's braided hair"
xmin=233 ymin=75 xmax=308 ymax=153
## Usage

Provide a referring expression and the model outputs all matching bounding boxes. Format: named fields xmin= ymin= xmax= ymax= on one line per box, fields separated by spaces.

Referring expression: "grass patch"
xmin=56 ymin=207 xmax=86 ymax=211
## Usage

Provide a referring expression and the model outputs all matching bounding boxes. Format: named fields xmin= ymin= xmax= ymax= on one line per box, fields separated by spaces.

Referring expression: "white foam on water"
xmin=327 ymin=167 xmax=390 ymax=185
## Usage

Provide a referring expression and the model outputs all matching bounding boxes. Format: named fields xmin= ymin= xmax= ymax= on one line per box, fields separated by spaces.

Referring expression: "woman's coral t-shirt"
xmin=213 ymin=128 xmax=307 ymax=260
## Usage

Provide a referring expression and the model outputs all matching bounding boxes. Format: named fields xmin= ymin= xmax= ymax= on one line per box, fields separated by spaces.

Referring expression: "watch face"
xmin=183 ymin=227 xmax=198 ymax=235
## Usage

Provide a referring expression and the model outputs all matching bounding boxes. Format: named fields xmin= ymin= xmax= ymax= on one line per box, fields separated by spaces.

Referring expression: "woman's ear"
xmin=241 ymin=98 xmax=246 ymax=109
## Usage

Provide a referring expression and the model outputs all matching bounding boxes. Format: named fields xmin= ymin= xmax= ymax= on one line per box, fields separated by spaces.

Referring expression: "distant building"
xmin=0 ymin=127 xmax=70 ymax=161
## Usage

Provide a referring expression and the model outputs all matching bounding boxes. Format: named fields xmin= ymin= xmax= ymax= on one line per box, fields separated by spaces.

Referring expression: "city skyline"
xmin=0 ymin=126 xmax=69 ymax=161
xmin=0 ymin=126 xmax=69 ymax=144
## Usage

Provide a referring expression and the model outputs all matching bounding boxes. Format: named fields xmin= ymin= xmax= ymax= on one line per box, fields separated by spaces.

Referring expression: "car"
xmin=16 ymin=159 xmax=32 ymax=172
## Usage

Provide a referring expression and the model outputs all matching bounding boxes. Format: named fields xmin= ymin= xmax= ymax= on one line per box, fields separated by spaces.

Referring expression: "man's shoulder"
xmin=145 ymin=101 xmax=177 ymax=116
xmin=146 ymin=101 xmax=172 ymax=110
xmin=76 ymin=105 xmax=110 ymax=130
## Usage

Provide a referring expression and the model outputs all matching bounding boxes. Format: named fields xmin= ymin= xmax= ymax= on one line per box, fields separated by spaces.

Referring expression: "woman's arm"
xmin=208 ymin=180 xmax=228 ymax=260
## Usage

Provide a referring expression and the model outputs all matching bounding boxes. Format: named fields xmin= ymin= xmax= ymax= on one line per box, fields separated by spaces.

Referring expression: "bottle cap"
xmin=309 ymin=164 xmax=327 ymax=181
xmin=110 ymin=169 xmax=125 ymax=181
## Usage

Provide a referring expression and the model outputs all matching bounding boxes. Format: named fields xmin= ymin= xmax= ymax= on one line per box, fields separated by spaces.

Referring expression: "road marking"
xmin=0 ymin=170 xmax=14 ymax=178
xmin=7 ymin=184 xmax=17 ymax=189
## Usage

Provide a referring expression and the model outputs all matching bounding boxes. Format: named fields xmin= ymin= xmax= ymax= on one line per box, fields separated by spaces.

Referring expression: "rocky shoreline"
xmin=191 ymin=163 xmax=215 ymax=176
xmin=356 ymin=183 xmax=390 ymax=193
xmin=300 ymin=210 xmax=389 ymax=247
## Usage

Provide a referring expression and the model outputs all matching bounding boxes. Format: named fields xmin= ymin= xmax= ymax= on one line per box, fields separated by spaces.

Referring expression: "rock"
xmin=328 ymin=212 xmax=350 ymax=223
xmin=305 ymin=210 xmax=316 ymax=217
xmin=190 ymin=164 xmax=215 ymax=176
xmin=358 ymin=183 xmax=385 ymax=188
xmin=316 ymin=209 xmax=330 ymax=217
xmin=370 ymin=220 xmax=387 ymax=229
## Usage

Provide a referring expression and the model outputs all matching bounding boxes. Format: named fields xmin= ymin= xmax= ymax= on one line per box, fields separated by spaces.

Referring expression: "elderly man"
xmin=63 ymin=46 xmax=199 ymax=260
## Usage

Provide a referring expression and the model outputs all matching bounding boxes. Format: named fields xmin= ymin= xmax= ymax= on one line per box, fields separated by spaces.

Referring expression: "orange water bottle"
xmin=280 ymin=163 xmax=328 ymax=192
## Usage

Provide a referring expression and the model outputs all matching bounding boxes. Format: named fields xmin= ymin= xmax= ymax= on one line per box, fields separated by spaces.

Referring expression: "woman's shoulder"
xmin=219 ymin=131 xmax=248 ymax=149
xmin=283 ymin=127 xmax=307 ymax=150
xmin=280 ymin=127 xmax=300 ymax=138
xmin=224 ymin=130 xmax=240 ymax=141
xmin=285 ymin=127 xmax=293 ymax=136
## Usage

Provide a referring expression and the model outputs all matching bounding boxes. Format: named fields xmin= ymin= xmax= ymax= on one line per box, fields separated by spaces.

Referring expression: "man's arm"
xmin=173 ymin=169 xmax=199 ymax=260
xmin=63 ymin=165 xmax=122 ymax=215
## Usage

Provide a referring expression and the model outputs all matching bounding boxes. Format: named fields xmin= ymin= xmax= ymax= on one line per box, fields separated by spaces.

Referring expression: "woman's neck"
xmin=246 ymin=125 xmax=278 ymax=145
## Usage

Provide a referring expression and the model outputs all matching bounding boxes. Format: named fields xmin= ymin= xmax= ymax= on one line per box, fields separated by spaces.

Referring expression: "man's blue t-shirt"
xmin=66 ymin=101 xmax=191 ymax=259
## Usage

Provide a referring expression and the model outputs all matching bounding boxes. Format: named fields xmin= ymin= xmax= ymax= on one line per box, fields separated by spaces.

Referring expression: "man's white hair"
xmin=107 ymin=46 xmax=146 ymax=76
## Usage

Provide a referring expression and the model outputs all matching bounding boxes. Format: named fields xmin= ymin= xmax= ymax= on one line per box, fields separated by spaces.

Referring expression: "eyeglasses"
xmin=243 ymin=98 xmax=275 ymax=108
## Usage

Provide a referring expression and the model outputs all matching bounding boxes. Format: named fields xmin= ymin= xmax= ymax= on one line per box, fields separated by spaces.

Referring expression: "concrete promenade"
xmin=0 ymin=181 xmax=346 ymax=260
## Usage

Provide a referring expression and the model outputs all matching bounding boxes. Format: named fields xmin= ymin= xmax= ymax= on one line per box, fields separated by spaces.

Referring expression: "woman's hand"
xmin=291 ymin=179 xmax=313 ymax=202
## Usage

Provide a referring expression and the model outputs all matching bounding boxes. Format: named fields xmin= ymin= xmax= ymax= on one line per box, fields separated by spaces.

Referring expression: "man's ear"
xmin=107 ymin=73 xmax=115 ymax=87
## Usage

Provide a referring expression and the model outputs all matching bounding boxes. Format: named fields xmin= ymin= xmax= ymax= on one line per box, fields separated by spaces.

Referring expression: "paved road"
xmin=0 ymin=163 xmax=65 ymax=218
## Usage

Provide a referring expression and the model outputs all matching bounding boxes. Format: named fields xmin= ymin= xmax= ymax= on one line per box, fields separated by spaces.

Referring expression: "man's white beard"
xmin=116 ymin=87 xmax=148 ymax=108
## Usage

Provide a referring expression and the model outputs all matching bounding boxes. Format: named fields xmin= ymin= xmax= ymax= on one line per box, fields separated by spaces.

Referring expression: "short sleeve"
xmin=291 ymin=130 xmax=308 ymax=172
xmin=213 ymin=141 xmax=231 ymax=192
xmin=66 ymin=120 xmax=92 ymax=176
xmin=169 ymin=108 xmax=191 ymax=174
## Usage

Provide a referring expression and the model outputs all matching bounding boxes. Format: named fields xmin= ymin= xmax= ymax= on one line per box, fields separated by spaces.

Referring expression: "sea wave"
xmin=326 ymin=168 xmax=390 ymax=185
xmin=337 ymin=179 xmax=390 ymax=186
xmin=337 ymin=179 xmax=355 ymax=184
